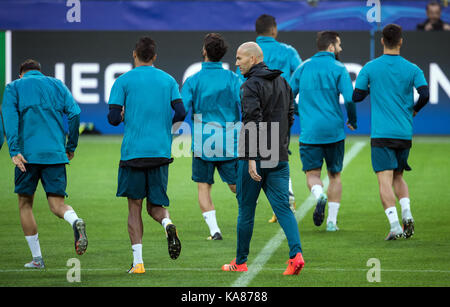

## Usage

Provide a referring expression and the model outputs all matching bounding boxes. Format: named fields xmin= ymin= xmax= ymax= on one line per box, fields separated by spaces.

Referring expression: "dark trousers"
xmin=236 ymin=160 xmax=302 ymax=264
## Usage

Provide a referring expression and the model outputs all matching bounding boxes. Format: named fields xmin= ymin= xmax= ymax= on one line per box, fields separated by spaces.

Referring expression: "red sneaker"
xmin=222 ymin=258 xmax=248 ymax=272
xmin=283 ymin=252 xmax=305 ymax=275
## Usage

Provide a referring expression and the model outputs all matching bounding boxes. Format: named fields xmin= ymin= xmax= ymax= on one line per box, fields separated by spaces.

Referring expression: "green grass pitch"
xmin=0 ymin=135 xmax=449 ymax=287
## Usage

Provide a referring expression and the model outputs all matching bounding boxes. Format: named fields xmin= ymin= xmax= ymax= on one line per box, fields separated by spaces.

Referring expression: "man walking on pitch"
xmin=2 ymin=59 xmax=87 ymax=269
xmin=238 ymin=14 xmax=302 ymax=222
xmin=222 ymin=42 xmax=304 ymax=275
xmin=290 ymin=31 xmax=357 ymax=232
xmin=182 ymin=33 xmax=242 ymax=241
xmin=353 ymin=24 xmax=429 ymax=240
xmin=108 ymin=37 xmax=186 ymax=273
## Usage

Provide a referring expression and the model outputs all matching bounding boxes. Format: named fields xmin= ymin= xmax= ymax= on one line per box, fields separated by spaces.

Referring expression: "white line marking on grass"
xmin=231 ymin=141 xmax=367 ymax=287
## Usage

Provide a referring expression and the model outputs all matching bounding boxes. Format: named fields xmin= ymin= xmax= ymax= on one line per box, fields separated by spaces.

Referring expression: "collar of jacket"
xmin=244 ymin=62 xmax=268 ymax=79
xmin=256 ymin=36 xmax=276 ymax=44
xmin=202 ymin=61 xmax=223 ymax=69
xmin=23 ymin=70 xmax=44 ymax=78
xmin=314 ymin=51 xmax=336 ymax=59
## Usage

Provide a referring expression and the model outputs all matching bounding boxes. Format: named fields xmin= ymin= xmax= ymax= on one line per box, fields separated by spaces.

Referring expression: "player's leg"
xmin=324 ymin=140 xmax=344 ymax=231
xmin=372 ymin=146 xmax=403 ymax=240
xmin=42 ymin=164 xmax=87 ymax=255
xmin=393 ymin=170 xmax=414 ymax=238
xmin=326 ymin=171 xmax=341 ymax=231
xmin=47 ymin=195 xmax=87 ymax=255
xmin=393 ymin=147 xmax=414 ymax=238
xmin=288 ymin=177 xmax=296 ymax=212
xmin=269 ymin=177 xmax=295 ymax=223
xmin=127 ymin=198 xmax=145 ymax=273
xmin=198 ymin=182 xmax=222 ymax=240
xmin=193 ymin=157 xmax=222 ymax=240
xmin=117 ymin=165 xmax=147 ymax=272
xmin=222 ymin=160 xmax=259 ymax=271
xmin=19 ymin=194 xmax=37 ymax=236
xmin=14 ymin=164 xmax=44 ymax=268
xmin=18 ymin=194 xmax=45 ymax=268
xmin=146 ymin=164 xmax=181 ymax=260
xmin=263 ymin=162 xmax=304 ymax=275
xmin=300 ymin=144 xmax=327 ymax=226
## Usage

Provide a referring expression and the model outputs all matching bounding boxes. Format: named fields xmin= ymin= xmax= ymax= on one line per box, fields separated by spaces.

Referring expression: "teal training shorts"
xmin=299 ymin=140 xmax=345 ymax=174
xmin=117 ymin=164 xmax=169 ymax=206
xmin=14 ymin=164 xmax=67 ymax=197
xmin=371 ymin=146 xmax=411 ymax=173
xmin=192 ymin=157 xmax=237 ymax=185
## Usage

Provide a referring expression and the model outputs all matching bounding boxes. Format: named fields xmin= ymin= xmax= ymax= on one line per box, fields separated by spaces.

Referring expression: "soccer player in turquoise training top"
xmin=2 ymin=59 xmax=87 ymax=269
xmin=353 ymin=24 xmax=429 ymax=240
xmin=108 ymin=37 xmax=186 ymax=273
xmin=290 ymin=31 xmax=357 ymax=232
xmin=182 ymin=33 xmax=242 ymax=241
xmin=222 ymin=42 xmax=304 ymax=275
xmin=238 ymin=14 xmax=302 ymax=223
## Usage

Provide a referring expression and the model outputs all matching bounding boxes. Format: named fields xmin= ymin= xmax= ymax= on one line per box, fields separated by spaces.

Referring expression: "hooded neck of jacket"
xmin=244 ymin=62 xmax=282 ymax=80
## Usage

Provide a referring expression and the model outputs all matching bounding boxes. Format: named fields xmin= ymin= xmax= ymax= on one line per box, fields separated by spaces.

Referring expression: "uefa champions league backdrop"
xmin=6 ymin=31 xmax=450 ymax=135
xmin=0 ymin=0 xmax=449 ymax=135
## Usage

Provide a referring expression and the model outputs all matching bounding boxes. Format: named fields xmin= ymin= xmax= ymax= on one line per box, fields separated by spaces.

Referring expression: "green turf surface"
xmin=0 ymin=135 xmax=449 ymax=287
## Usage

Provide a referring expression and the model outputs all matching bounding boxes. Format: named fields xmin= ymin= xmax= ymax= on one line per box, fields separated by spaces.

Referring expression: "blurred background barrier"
xmin=0 ymin=1 xmax=449 ymax=135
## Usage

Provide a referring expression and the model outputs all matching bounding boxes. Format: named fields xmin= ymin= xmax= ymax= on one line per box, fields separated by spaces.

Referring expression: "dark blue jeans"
xmin=235 ymin=160 xmax=302 ymax=264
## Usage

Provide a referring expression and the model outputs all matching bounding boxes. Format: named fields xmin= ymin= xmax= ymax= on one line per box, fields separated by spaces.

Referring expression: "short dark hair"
xmin=204 ymin=33 xmax=228 ymax=62
xmin=382 ymin=24 xmax=402 ymax=48
xmin=19 ymin=59 xmax=41 ymax=75
xmin=427 ymin=0 xmax=441 ymax=11
xmin=317 ymin=31 xmax=340 ymax=51
xmin=255 ymin=14 xmax=277 ymax=35
xmin=134 ymin=36 xmax=156 ymax=63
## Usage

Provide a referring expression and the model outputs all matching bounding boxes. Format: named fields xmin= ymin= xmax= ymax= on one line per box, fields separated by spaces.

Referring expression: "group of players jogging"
xmin=0 ymin=14 xmax=429 ymax=275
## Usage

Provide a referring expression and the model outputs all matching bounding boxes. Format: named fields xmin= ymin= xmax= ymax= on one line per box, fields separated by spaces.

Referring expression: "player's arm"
xmin=286 ymin=81 xmax=295 ymax=129
xmin=61 ymin=81 xmax=81 ymax=158
xmin=338 ymin=67 xmax=357 ymax=130
xmin=289 ymin=67 xmax=301 ymax=116
xmin=107 ymin=77 xmax=125 ymax=126
xmin=289 ymin=46 xmax=302 ymax=76
xmin=2 ymin=84 xmax=20 ymax=157
xmin=241 ymin=82 xmax=263 ymax=160
xmin=171 ymin=99 xmax=186 ymax=125
xmin=412 ymin=67 xmax=429 ymax=117
xmin=108 ymin=105 xmax=123 ymax=126
xmin=171 ymin=79 xmax=186 ymax=125
xmin=413 ymin=86 xmax=429 ymax=116
xmin=352 ymin=88 xmax=369 ymax=102
xmin=2 ymin=83 xmax=28 ymax=171
xmin=353 ymin=65 xmax=370 ymax=103
xmin=181 ymin=77 xmax=194 ymax=114
xmin=241 ymin=82 xmax=264 ymax=181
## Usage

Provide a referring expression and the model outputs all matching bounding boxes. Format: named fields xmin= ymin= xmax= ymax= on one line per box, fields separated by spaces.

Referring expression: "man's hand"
xmin=12 ymin=153 xmax=28 ymax=172
xmin=346 ymin=120 xmax=356 ymax=131
xmin=424 ymin=22 xmax=433 ymax=31
xmin=67 ymin=152 xmax=75 ymax=161
xmin=248 ymin=160 xmax=262 ymax=182
xmin=121 ymin=107 xmax=125 ymax=122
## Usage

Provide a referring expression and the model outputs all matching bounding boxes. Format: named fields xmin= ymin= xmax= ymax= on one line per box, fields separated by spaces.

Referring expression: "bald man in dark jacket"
xmin=222 ymin=42 xmax=304 ymax=276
